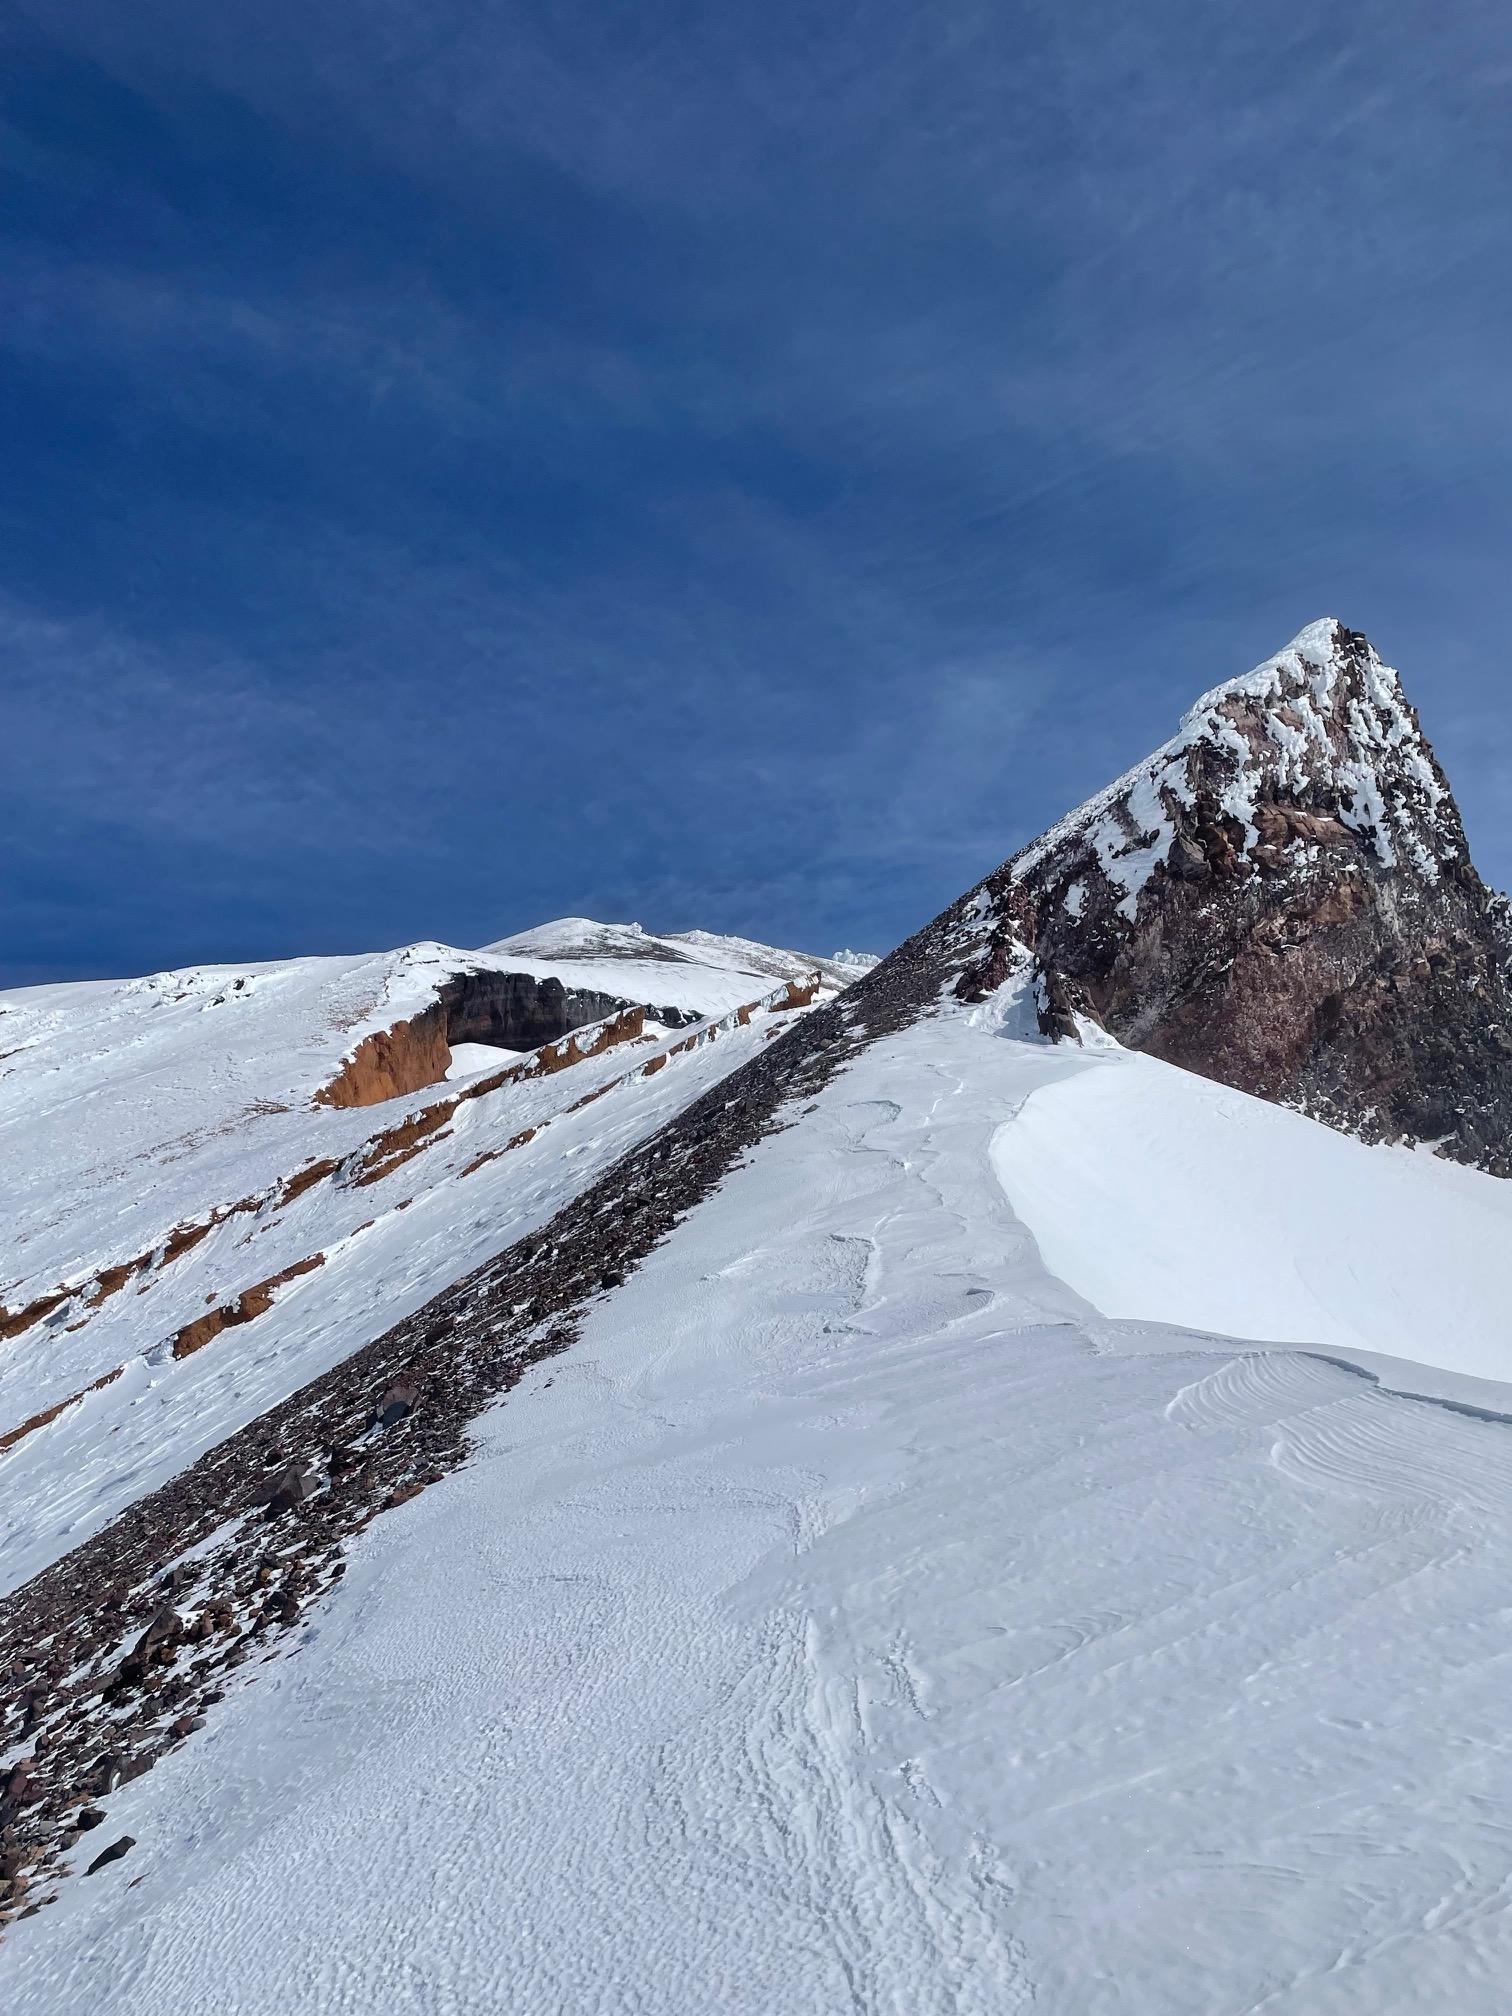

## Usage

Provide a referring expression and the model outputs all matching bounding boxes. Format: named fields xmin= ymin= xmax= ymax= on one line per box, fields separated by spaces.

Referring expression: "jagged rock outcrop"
xmin=437 ymin=969 xmax=687 ymax=1051
xmin=314 ymin=1006 xmax=455 ymax=1109
xmin=960 ymin=619 xmax=1512 ymax=1173
xmin=316 ymin=969 xmax=697 ymax=1109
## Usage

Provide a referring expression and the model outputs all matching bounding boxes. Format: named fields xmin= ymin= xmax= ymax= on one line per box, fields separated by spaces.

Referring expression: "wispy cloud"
xmin=5 ymin=0 xmax=1511 ymax=980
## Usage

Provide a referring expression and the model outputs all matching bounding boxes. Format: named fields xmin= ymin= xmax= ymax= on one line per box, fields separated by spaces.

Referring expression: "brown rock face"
xmin=314 ymin=1005 xmax=454 ymax=1110
xmin=171 ymin=1255 xmax=327 ymax=1360
xmin=0 ymin=1291 xmax=70 ymax=1343
xmin=0 ymin=1367 xmax=124 ymax=1455
xmin=960 ymin=620 xmax=1512 ymax=1174
xmin=315 ymin=971 xmax=684 ymax=1109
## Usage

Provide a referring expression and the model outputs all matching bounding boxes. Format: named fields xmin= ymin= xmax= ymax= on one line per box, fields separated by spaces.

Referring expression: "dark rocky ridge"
xmin=439 ymin=968 xmax=701 ymax=1051
xmin=959 ymin=619 xmax=1512 ymax=1174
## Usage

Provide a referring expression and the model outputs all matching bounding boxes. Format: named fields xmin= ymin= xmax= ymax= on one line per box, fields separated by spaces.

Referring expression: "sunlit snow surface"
xmin=8 ymin=997 xmax=1512 ymax=2013
xmin=0 ymin=920 xmax=841 ymax=1313
xmin=993 ymin=1037 xmax=1512 ymax=1401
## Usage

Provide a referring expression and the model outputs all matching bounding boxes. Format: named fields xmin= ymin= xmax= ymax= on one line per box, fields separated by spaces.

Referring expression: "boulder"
xmin=133 ymin=1605 xmax=183 ymax=1661
xmin=375 ymin=1378 xmax=420 ymax=1428
xmin=254 ymin=1461 xmax=322 ymax=1515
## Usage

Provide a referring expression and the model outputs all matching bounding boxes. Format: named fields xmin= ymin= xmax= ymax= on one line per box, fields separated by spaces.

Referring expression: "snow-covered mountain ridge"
xmin=1018 ymin=619 xmax=1461 ymax=898
xmin=483 ymin=917 xmax=875 ymax=991
xmin=7 ymin=954 xmax=1512 ymax=2009
xmin=5 ymin=624 xmax=1512 ymax=2009
xmin=0 ymin=920 xmax=844 ymax=1321
xmin=0 ymin=924 xmax=846 ymax=1589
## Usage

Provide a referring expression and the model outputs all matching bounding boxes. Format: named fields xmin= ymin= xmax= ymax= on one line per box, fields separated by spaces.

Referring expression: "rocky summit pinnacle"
xmin=959 ymin=620 xmax=1512 ymax=1173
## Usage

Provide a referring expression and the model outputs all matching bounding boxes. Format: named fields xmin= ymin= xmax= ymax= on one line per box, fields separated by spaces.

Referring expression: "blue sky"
xmin=4 ymin=1 xmax=1511 ymax=983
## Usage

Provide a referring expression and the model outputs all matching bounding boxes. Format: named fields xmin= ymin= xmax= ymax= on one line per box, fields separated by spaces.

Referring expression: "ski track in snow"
xmin=7 ymin=1014 xmax=1512 ymax=2012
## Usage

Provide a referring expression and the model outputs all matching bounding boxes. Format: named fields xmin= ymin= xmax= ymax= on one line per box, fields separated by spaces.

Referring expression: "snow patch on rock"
xmin=1016 ymin=619 xmax=1463 ymax=923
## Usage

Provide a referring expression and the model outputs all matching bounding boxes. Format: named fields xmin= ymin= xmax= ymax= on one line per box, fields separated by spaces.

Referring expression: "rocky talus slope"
xmin=960 ymin=620 xmax=1512 ymax=1172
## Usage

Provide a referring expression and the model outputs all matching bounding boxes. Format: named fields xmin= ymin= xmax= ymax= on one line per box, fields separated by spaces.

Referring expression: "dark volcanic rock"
xmin=133 ymin=1606 xmax=182 ymax=1659
xmin=437 ymin=969 xmax=650 ymax=1052
xmin=959 ymin=619 xmax=1512 ymax=1173
xmin=254 ymin=1461 xmax=322 ymax=1514
xmin=375 ymin=1378 xmax=420 ymax=1429
xmin=3 ymin=1762 xmax=35 ymax=1806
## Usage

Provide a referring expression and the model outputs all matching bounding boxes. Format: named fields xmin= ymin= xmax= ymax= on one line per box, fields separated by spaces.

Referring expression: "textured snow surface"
xmin=9 ymin=996 xmax=1512 ymax=2013
xmin=0 ymin=945 xmax=439 ymax=1301
xmin=0 ymin=927 xmax=798 ymax=1309
xmin=0 ymin=1003 xmax=793 ymax=1596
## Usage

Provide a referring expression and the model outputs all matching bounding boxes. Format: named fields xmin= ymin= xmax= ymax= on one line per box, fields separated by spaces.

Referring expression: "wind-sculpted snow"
xmin=8 ymin=998 xmax=1512 ymax=2011
xmin=992 ymin=1040 xmax=1512 ymax=1394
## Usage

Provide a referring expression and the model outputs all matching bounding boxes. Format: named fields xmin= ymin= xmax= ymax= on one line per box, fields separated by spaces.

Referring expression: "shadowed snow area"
xmin=9 ymin=1000 xmax=1512 ymax=2013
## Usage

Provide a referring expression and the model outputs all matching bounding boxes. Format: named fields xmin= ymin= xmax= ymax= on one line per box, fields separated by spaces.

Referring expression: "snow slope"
xmin=0 ymin=922 xmax=834 ymax=1318
xmin=0 ymin=925 xmax=842 ymax=1593
xmin=10 ymin=985 xmax=1512 ymax=2012
xmin=992 ymin=1038 xmax=1512 ymax=1398
xmin=481 ymin=917 xmax=871 ymax=1000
